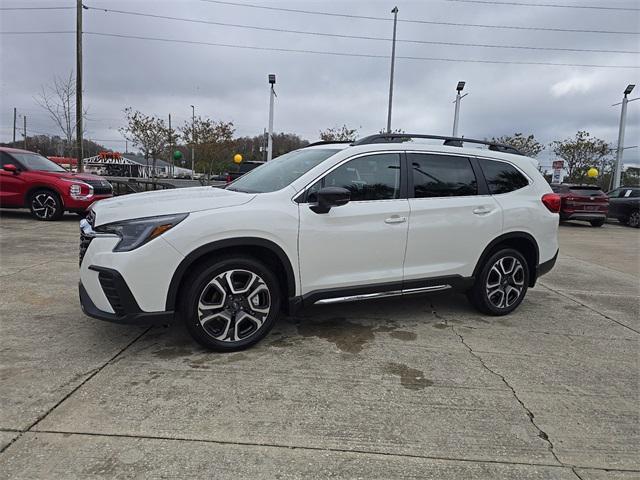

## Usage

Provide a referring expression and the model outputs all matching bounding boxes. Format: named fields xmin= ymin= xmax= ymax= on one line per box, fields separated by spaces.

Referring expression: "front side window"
xmin=6 ymin=152 xmax=66 ymax=172
xmin=311 ymin=153 xmax=401 ymax=202
xmin=479 ymin=158 xmax=529 ymax=194
xmin=227 ymin=148 xmax=338 ymax=193
xmin=409 ymin=153 xmax=477 ymax=198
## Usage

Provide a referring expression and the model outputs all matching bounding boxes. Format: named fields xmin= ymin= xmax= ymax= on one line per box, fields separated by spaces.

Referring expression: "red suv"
xmin=550 ymin=183 xmax=609 ymax=227
xmin=0 ymin=147 xmax=113 ymax=220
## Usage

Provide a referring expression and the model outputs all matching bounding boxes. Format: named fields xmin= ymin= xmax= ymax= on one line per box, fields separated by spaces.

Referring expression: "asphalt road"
xmin=0 ymin=211 xmax=638 ymax=479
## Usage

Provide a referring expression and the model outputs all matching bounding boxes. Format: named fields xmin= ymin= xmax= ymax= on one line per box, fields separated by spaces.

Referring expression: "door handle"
xmin=473 ymin=207 xmax=493 ymax=215
xmin=385 ymin=215 xmax=407 ymax=224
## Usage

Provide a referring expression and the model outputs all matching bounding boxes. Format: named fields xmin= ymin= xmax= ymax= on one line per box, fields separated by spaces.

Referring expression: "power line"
xmin=83 ymin=6 xmax=640 ymax=55
xmin=0 ymin=31 xmax=75 ymax=35
xmin=444 ymin=0 xmax=640 ymax=11
xmin=199 ymin=0 xmax=640 ymax=35
xmin=0 ymin=6 xmax=74 ymax=11
xmin=84 ymin=31 xmax=639 ymax=68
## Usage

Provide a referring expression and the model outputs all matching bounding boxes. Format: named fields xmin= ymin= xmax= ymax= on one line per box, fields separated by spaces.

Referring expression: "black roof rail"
xmin=305 ymin=140 xmax=354 ymax=148
xmin=351 ymin=134 xmax=524 ymax=156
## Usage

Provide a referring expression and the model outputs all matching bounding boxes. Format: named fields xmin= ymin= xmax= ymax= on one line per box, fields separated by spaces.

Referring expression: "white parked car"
xmin=79 ymin=134 xmax=560 ymax=351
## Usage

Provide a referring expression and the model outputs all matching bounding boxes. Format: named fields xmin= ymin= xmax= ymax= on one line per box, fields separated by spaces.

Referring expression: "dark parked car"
xmin=550 ymin=184 xmax=609 ymax=227
xmin=223 ymin=161 xmax=265 ymax=183
xmin=607 ymin=186 xmax=640 ymax=228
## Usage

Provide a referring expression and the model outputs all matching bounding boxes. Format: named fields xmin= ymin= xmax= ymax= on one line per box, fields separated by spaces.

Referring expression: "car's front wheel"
xmin=467 ymin=248 xmax=529 ymax=316
xmin=29 ymin=189 xmax=63 ymax=221
xmin=182 ymin=256 xmax=281 ymax=351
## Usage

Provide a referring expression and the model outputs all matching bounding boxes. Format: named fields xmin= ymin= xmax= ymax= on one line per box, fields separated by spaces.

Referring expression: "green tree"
xmin=120 ymin=108 xmax=171 ymax=178
xmin=550 ymin=131 xmax=611 ymax=185
xmin=492 ymin=133 xmax=544 ymax=158
xmin=319 ymin=125 xmax=358 ymax=142
xmin=181 ymin=117 xmax=235 ymax=177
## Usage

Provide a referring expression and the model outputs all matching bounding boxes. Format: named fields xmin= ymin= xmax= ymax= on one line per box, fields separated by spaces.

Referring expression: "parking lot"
xmin=0 ymin=211 xmax=638 ymax=479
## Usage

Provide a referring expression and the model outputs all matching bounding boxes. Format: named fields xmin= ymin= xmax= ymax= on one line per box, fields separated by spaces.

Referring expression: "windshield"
xmin=227 ymin=148 xmax=339 ymax=193
xmin=11 ymin=153 xmax=66 ymax=172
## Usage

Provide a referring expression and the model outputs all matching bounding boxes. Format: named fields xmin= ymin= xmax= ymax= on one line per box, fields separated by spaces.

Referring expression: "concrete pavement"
xmin=0 ymin=210 xmax=638 ymax=479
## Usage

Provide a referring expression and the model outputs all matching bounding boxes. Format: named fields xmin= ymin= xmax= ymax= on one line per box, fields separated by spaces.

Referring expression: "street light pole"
xmin=386 ymin=6 xmax=399 ymax=134
xmin=612 ymin=84 xmax=635 ymax=190
xmin=452 ymin=81 xmax=467 ymax=137
xmin=267 ymin=74 xmax=276 ymax=161
xmin=190 ymin=105 xmax=195 ymax=179
xmin=13 ymin=107 xmax=17 ymax=144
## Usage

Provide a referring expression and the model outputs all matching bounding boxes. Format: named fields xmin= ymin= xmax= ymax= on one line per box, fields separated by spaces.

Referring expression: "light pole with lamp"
xmin=612 ymin=84 xmax=638 ymax=189
xmin=452 ymin=81 xmax=467 ymax=137
xmin=386 ymin=6 xmax=398 ymax=134
xmin=190 ymin=105 xmax=195 ymax=179
xmin=267 ymin=74 xmax=276 ymax=161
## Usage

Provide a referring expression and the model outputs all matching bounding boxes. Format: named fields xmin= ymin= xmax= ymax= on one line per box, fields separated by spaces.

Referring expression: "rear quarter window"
xmin=479 ymin=158 xmax=529 ymax=194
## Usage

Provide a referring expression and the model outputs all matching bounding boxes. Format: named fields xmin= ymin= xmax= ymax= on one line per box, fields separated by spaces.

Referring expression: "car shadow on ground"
xmin=0 ymin=208 xmax=82 ymax=222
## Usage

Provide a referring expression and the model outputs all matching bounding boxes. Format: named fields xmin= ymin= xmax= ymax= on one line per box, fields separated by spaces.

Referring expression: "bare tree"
xmin=120 ymin=108 xmax=170 ymax=179
xmin=319 ymin=125 xmax=359 ymax=142
xmin=181 ymin=116 xmax=235 ymax=177
xmin=491 ymin=133 xmax=544 ymax=158
xmin=35 ymin=72 xmax=85 ymax=157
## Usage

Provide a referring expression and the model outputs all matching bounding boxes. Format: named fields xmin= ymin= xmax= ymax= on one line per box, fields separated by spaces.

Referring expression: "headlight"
xmin=95 ymin=213 xmax=188 ymax=252
xmin=62 ymin=179 xmax=94 ymax=200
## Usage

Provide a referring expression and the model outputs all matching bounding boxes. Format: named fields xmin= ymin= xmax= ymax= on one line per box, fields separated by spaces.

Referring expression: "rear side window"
xmin=480 ymin=159 xmax=529 ymax=194
xmin=409 ymin=154 xmax=477 ymax=198
xmin=568 ymin=186 xmax=605 ymax=197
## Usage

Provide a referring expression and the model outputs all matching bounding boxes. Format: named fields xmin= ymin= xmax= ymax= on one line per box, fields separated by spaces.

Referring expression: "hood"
xmin=91 ymin=186 xmax=255 ymax=226
xmin=38 ymin=171 xmax=106 ymax=182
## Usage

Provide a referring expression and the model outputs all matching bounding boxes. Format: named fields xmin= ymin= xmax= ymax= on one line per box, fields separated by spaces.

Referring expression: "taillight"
xmin=542 ymin=193 xmax=561 ymax=213
xmin=226 ymin=175 xmax=232 ymax=183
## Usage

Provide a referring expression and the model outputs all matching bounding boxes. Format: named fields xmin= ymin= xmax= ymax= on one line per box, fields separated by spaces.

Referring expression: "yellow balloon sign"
xmin=233 ymin=153 xmax=243 ymax=164
xmin=587 ymin=167 xmax=598 ymax=178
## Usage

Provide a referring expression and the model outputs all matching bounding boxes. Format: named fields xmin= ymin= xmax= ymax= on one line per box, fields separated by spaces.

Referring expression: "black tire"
xmin=29 ymin=189 xmax=63 ymax=221
xmin=590 ymin=219 xmax=605 ymax=227
xmin=182 ymin=256 xmax=281 ymax=352
xmin=628 ymin=210 xmax=640 ymax=228
xmin=467 ymin=248 xmax=529 ymax=316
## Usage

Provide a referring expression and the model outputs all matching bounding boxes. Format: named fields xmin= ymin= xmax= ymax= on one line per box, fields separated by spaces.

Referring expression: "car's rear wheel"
xmin=590 ymin=219 xmax=605 ymax=227
xmin=182 ymin=256 xmax=281 ymax=351
xmin=29 ymin=189 xmax=63 ymax=221
xmin=467 ymin=248 xmax=529 ymax=316
xmin=628 ymin=210 xmax=640 ymax=228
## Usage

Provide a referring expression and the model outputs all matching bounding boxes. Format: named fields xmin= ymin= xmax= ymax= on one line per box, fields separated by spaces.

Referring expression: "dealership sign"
xmin=551 ymin=160 xmax=564 ymax=184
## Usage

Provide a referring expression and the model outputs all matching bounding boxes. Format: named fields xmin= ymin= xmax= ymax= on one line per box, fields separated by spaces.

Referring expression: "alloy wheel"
xmin=31 ymin=193 xmax=58 ymax=220
xmin=197 ymin=269 xmax=271 ymax=342
xmin=485 ymin=256 xmax=525 ymax=309
xmin=629 ymin=211 xmax=640 ymax=228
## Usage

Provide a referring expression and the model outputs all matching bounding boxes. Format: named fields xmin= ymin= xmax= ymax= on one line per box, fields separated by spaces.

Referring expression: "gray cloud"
xmin=1 ymin=0 xmax=638 ymax=167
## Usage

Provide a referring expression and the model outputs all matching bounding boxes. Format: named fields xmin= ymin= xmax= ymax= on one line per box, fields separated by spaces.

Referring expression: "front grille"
xmin=85 ymin=179 xmax=113 ymax=195
xmin=98 ymin=271 xmax=126 ymax=316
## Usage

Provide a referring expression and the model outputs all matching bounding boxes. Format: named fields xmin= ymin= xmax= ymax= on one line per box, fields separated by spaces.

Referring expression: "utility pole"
xmin=386 ymin=6 xmax=399 ymax=134
xmin=76 ymin=0 xmax=84 ymax=172
xmin=13 ymin=108 xmax=17 ymax=144
xmin=452 ymin=81 xmax=467 ymax=137
xmin=168 ymin=113 xmax=173 ymax=178
xmin=190 ymin=105 xmax=195 ymax=179
xmin=23 ymin=115 xmax=27 ymax=150
xmin=612 ymin=84 xmax=636 ymax=190
xmin=267 ymin=74 xmax=276 ymax=161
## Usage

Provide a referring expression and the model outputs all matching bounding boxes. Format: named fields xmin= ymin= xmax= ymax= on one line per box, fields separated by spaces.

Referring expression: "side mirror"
xmin=2 ymin=164 xmax=18 ymax=174
xmin=310 ymin=187 xmax=351 ymax=214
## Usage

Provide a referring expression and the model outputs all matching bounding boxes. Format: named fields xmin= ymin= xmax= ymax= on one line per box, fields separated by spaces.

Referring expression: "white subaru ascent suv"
xmin=79 ymin=134 xmax=560 ymax=351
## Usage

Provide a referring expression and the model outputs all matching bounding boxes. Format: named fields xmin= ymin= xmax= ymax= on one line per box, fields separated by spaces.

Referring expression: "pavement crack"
xmin=450 ymin=324 xmax=565 ymax=467
xmin=0 ymin=327 xmax=152 ymax=455
xmin=539 ymin=283 xmax=639 ymax=335
xmin=571 ymin=467 xmax=586 ymax=480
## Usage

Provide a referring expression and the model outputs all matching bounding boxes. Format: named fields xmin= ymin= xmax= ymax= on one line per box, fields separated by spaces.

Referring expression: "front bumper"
xmin=65 ymin=194 xmax=112 ymax=212
xmin=79 ymin=267 xmax=173 ymax=325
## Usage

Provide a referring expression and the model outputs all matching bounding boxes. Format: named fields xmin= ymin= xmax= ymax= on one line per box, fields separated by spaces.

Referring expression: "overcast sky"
xmin=1 ymin=0 xmax=638 ymax=168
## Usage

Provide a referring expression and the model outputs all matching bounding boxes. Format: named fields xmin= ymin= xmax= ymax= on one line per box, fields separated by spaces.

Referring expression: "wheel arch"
xmin=166 ymin=237 xmax=297 ymax=312
xmin=25 ymin=184 xmax=65 ymax=208
xmin=473 ymin=232 xmax=540 ymax=287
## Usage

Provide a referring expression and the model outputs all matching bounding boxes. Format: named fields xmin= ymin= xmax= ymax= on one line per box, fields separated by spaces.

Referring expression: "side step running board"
xmin=314 ymin=285 xmax=450 ymax=305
